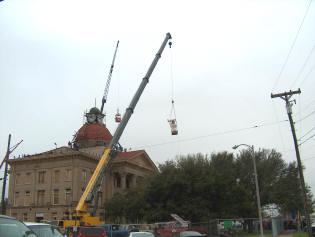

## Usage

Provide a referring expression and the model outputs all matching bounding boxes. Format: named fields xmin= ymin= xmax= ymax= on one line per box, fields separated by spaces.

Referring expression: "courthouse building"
xmin=7 ymin=107 xmax=158 ymax=222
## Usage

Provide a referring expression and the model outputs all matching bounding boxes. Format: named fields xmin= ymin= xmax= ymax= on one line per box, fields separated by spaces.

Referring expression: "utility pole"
xmin=271 ymin=89 xmax=312 ymax=237
xmin=1 ymin=134 xmax=11 ymax=215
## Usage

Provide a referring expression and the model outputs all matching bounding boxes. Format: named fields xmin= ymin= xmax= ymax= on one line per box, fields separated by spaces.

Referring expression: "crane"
xmin=63 ymin=33 xmax=172 ymax=235
xmin=100 ymin=40 xmax=120 ymax=114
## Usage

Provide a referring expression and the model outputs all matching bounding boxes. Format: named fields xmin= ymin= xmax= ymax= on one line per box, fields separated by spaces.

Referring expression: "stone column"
xmin=110 ymin=171 xmax=115 ymax=197
xmin=120 ymin=172 xmax=126 ymax=189
xmin=132 ymin=175 xmax=137 ymax=186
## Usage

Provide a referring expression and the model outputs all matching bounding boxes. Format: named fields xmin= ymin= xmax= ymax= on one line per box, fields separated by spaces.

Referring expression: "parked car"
xmin=156 ymin=222 xmax=189 ymax=237
xmin=74 ymin=226 xmax=107 ymax=237
xmin=173 ymin=231 xmax=203 ymax=237
xmin=120 ymin=224 xmax=140 ymax=232
xmin=25 ymin=222 xmax=64 ymax=237
xmin=129 ymin=231 xmax=155 ymax=237
xmin=98 ymin=224 xmax=129 ymax=237
xmin=0 ymin=214 xmax=37 ymax=237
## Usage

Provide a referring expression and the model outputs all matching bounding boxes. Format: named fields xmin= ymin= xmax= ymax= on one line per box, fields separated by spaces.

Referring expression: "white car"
xmin=24 ymin=222 xmax=64 ymax=237
xmin=129 ymin=231 xmax=155 ymax=237
xmin=0 ymin=215 xmax=37 ymax=237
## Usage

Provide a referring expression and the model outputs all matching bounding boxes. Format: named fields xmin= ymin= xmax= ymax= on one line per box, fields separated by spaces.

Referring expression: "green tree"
xmin=272 ymin=161 xmax=313 ymax=215
xmin=104 ymin=149 xmax=312 ymax=224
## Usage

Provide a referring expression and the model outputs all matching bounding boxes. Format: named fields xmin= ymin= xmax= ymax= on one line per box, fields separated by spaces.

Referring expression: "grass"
xmin=293 ymin=232 xmax=307 ymax=237
xmin=234 ymin=230 xmax=273 ymax=237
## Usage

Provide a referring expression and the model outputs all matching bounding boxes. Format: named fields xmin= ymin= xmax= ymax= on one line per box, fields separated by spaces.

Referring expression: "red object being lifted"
xmin=115 ymin=110 xmax=121 ymax=123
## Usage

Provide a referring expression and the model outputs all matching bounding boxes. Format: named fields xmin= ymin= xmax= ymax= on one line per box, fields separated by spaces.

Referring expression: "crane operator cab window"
xmin=168 ymin=119 xmax=178 ymax=135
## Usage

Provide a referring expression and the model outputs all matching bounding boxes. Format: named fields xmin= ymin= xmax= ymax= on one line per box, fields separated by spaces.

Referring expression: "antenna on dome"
xmin=83 ymin=110 xmax=86 ymax=124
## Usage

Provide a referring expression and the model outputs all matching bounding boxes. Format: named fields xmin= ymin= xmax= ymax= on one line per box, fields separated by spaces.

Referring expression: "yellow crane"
xmin=60 ymin=33 xmax=172 ymax=235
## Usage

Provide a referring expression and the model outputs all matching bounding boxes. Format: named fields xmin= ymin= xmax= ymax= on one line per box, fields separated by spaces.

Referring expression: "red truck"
xmin=156 ymin=222 xmax=189 ymax=237
xmin=74 ymin=226 xmax=107 ymax=237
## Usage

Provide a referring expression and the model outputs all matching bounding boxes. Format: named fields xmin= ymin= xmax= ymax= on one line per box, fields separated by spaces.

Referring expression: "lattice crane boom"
xmin=100 ymin=40 xmax=119 ymax=113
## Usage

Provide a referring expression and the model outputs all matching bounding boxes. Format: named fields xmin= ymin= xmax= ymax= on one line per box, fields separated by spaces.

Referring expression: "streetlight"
xmin=233 ymin=144 xmax=264 ymax=237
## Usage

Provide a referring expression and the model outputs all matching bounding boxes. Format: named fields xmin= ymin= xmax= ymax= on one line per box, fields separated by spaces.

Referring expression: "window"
xmin=65 ymin=189 xmax=71 ymax=204
xmin=54 ymin=170 xmax=60 ymax=183
xmin=14 ymin=192 xmax=19 ymax=206
xmin=82 ymin=170 xmax=87 ymax=183
xmin=37 ymin=190 xmax=45 ymax=205
xmin=126 ymin=174 xmax=133 ymax=189
xmin=15 ymin=173 xmax=21 ymax=185
xmin=53 ymin=189 xmax=59 ymax=205
xmin=65 ymin=169 xmax=72 ymax=180
xmin=24 ymin=191 xmax=31 ymax=206
xmin=38 ymin=171 xmax=46 ymax=184
xmin=25 ymin=173 xmax=31 ymax=184
xmin=114 ymin=174 xmax=121 ymax=188
xmin=23 ymin=213 xmax=28 ymax=221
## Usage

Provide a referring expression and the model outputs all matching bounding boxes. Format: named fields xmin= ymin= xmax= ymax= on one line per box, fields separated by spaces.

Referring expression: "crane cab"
xmin=115 ymin=111 xmax=121 ymax=123
xmin=168 ymin=119 xmax=178 ymax=135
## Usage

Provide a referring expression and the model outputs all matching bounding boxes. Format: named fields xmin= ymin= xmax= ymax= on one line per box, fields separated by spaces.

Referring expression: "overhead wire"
xmin=298 ymin=62 xmax=315 ymax=87
xmin=298 ymin=94 xmax=302 ymax=144
xmin=134 ymin=119 xmax=288 ymax=150
xmin=290 ymin=42 xmax=315 ymax=89
xmin=299 ymin=126 xmax=315 ymax=140
xmin=303 ymin=156 xmax=315 ymax=161
xmin=272 ymin=0 xmax=313 ymax=91
xmin=272 ymin=101 xmax=286 ymax=152
xmin=303 ymin=98 xmax=315 ymax=111
xmin=299 ymin=133 xmax=315 ymax=146
xmin=295 ymin=109 xmax=315 ymax=123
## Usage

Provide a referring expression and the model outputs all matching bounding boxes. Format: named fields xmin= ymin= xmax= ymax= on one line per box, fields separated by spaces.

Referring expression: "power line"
xmin=303 ymin=98 xmax=315 ymax=111
xmin=272 ymin=0 xmax=313 ymax=91
xmin=272 ymin=101 xmax=286 ymax=152
xmin=303 ymin=156 xmax=315 ymax=161
xmin=290 ymin=42 xmax=315 ymax=89
xmin=295 ymin=109 xmax=315 ymax=123
xmin=299 ymin=133 xmax=315 ymax=146
xmin=298 ymin=62 xmax=315 ymax=87
xmin=299 ymin=126 xmax=315 ymax=140
xmin=134 ymin=120 xmax=288 ymax=150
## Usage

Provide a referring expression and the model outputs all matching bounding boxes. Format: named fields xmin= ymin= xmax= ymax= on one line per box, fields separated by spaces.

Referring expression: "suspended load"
xmin=168 ymin=100 xmax=178 ymax=135
xmin=168 ymin=118 xmax=178 ymax=135
xmin=115 ymin=109 xmax=121 ymax=123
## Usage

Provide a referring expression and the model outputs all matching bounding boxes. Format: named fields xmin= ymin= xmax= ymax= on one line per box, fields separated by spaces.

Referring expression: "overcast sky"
xmin=1 ymin=0 xmax=315 ymax=197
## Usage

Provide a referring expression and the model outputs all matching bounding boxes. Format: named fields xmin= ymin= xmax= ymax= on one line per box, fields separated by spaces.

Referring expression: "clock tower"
xmin=73 ymin=107 xmax=112 ymax=149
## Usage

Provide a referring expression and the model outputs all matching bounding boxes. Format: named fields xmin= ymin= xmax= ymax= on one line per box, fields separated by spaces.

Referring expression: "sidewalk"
xmin=276 ymin=230 xmax=296 ymax=237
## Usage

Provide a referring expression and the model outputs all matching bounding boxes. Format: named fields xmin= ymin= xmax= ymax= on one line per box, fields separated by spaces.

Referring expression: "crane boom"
xmin=100 ymin=40 xmax=120 ymax=113
xmin=76 ymin=33 xmax=172 ymax=212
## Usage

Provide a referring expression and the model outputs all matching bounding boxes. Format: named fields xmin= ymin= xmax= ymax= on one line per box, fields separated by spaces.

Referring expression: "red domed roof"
xmin=75 ymin=123 xmax=113 ymax=142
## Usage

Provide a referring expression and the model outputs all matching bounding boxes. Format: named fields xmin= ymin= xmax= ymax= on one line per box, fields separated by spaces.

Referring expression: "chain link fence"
xmin=117 ymin=218 xmax=296 ymax=237
xmin=189 ymin=219 xmax=273 ymax=237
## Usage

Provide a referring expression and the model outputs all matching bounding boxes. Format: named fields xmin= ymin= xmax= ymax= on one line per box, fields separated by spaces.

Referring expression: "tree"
xmin=104 ymin=149 xmax=312 ymax=223
xmin=272 ymin=161 xmax=313 ymax=215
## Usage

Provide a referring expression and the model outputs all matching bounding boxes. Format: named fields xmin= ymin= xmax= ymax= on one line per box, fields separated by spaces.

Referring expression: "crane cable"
xmin=169 ymin=40 xmax=176 ymax=120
